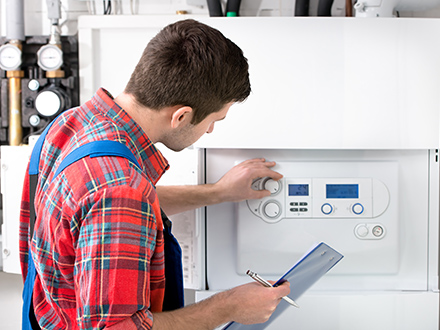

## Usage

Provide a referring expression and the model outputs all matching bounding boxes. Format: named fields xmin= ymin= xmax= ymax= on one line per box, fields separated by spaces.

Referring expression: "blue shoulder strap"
xmin=53 ymin=141 xmax=141 ymax=178
xmin=23 ymin=119 xmax=57 ymax=330
xmin=29 ymin=119 xmax=141 ymax=176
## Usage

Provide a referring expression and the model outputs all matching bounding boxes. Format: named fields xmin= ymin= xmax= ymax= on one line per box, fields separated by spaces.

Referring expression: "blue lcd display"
xmin=289 ymin=184 xmax=309 ymax=196
xmin=326 ymin=184 xmax=359 ymax=199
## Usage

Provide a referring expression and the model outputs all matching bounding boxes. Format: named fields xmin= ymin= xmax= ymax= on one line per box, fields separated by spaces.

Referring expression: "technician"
xmin=19 ymin=19 xmax=288 ymax=330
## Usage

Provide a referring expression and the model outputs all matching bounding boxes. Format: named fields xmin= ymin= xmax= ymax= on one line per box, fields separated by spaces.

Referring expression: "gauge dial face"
xmin=37 ymin=44 xmax=63 ymax=71
xmin=0 ymin=44 xmax=22 ymax=71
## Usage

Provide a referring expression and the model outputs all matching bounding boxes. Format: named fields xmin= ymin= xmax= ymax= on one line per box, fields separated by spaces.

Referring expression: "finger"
xmin=237 ymin=158 xmax=267 ymax=165
xmin=252 ymin=168 xmax=283 ymax=181
xmin=275 ymin=282 xmax=291 ymax=296
xmin=238 ymin=158 xmax=277 ymax=168
xmin=250 ymin=190 xmax=272 ymax=200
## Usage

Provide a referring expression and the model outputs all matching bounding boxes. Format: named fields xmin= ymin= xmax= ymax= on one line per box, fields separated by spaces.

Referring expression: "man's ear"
xmin=170 ymin=106 xmax=193 ymax=129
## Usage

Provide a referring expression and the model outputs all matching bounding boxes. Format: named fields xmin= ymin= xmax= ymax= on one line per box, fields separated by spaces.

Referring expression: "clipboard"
xmin=222 ymin=242 xmax=343 ymax=330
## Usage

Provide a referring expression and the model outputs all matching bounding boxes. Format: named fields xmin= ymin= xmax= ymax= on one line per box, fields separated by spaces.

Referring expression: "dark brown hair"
xmin=125 ymin=19 xmax=251 ymax=124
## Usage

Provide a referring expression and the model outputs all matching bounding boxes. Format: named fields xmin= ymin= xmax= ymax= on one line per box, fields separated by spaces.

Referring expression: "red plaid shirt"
xmin=19 ymin=88 xmax=169 ymax=329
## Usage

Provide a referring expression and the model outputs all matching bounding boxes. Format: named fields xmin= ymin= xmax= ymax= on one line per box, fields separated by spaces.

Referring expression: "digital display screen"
xmin=326 ymin=184 xmax=359 ymax=199
xmin=289 ymin=184 xmax=309 ymax=196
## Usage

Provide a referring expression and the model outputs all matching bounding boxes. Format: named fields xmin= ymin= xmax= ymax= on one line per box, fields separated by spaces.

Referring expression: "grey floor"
xmin=0 ymin=271 xmax=23 ymax=329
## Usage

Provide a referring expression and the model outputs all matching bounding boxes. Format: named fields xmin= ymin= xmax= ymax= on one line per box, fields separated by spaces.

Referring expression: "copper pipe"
xmin=7 ymin=70 xmax=24 ymax=146
xmin=346 ymin=0 xmax=353 ymax=16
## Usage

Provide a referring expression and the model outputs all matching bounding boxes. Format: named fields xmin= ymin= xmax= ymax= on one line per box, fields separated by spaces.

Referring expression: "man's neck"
xmin=114 ymin=92 xmax=168 ymax=144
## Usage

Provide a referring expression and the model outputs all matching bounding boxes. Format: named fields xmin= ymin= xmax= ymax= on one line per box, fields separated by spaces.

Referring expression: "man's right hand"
xmin=225 ymin=281 xmax=291 ymax=325
xmin=152 ymin=280 xmax=290 ymax=329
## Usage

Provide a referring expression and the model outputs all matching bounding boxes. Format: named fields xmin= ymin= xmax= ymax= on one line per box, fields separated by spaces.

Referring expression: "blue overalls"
xmin=22 ymin=119 xmax=184 ymax=329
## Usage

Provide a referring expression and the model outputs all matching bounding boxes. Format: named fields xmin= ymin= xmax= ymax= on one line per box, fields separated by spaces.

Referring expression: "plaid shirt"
xmin=19 ymin=88 xmax=169 ymax=329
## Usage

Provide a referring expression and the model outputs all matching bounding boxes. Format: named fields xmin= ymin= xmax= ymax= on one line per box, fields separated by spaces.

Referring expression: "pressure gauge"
xmin=37 ymin=44 xmax=63 ymax=71
xmin=0 ymin=44 xmax=22 ymax=71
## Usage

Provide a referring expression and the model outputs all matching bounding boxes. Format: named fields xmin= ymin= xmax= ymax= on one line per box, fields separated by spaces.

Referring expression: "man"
xmin=19 ymin=19 xmax=289 ymax=329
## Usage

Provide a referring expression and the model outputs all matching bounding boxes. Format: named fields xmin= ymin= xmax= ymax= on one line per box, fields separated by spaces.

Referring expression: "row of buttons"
xmin=290 ymin=202 xmax=308 ymax=206
xmin=290 ymin=208 xmax=308 ymax=212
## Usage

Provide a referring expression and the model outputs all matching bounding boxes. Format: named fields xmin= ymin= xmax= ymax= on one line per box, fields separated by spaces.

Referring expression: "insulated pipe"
xmin=46 ymin=0 xmax=61 ymax=25
xmin=225 ymin=0 xmax=242 ymax=16
xmin=207 ymin=0 xmax=223 ymax=16
xmin=6 ymin=0 xmax=25 ymax=41
xmin=317 ymin=0 xmax=334 ymax=16
xmin=295 ymin=0 xmax=310 ymax=16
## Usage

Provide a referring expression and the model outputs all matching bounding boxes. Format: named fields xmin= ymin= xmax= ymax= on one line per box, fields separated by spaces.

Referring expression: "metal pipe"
xmin=7 ymin=70 xmax=24 ymax=146
xmin=346 ymin=0 xmax=353 ymax=16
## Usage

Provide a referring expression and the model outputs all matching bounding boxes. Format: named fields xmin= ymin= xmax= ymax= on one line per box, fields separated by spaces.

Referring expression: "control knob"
xmin=263 ymin=178 xmax=280 ymax=195
xmin=264 ymin=201 xmax=281 ymax=218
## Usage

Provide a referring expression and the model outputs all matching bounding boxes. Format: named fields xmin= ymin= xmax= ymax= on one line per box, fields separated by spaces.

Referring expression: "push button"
xmin=356 ymin=225 xmax=369 ymax=237
xmin=321 ymin=203 xmax=333 ymax=215
xmin=352 ymin=203 xmax=364 ymax=215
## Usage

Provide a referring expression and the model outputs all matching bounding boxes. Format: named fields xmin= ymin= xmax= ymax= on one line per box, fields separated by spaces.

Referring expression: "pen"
xmin=246 ymin=270 xmax=300 ymax=308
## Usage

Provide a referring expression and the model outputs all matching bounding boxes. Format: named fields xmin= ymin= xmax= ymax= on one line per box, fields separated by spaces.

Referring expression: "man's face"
xmin=163 ymin=103 xmax=233 ymax=152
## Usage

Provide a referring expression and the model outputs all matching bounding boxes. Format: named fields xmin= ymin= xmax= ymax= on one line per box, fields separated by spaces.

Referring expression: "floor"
xmin=0 ymin=271 xmax=23 ymax=329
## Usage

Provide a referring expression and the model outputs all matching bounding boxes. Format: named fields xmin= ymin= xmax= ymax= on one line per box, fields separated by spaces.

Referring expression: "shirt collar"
xmin=91 ymin=88 xmax=169 ymax=185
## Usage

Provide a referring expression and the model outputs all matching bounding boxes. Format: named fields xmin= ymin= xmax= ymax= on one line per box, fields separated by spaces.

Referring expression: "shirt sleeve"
xmin=74 ymin=184 xmax=158 ymax=329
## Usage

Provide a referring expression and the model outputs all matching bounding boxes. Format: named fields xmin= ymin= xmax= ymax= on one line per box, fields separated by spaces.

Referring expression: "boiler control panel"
xmin=235 ymin=159 xmax=398 ymax=278
xmin=248 ymin=176 xmax=390 ymax=226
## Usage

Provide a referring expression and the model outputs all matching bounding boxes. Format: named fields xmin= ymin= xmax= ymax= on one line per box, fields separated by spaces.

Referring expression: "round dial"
xmin=263 ymin=201 xmax=281 ymax=218
xmin=263 ymin=178 xmax=281 ymax=195
xmin=0 ymin=44 xmax=22 ymax=71
xmin=37 ymin=44 xmax=63 ymax=71
xmin=372 ymin=225 xmax=384 ymax=237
